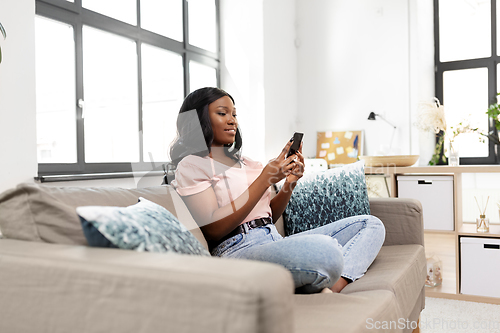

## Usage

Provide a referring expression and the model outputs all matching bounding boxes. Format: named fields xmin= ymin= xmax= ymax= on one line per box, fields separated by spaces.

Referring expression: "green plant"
xmin=0 ymin=21 xmax=6 ymax=63
xmin=428 ymin=133 xmax=446 ymax=165
xmin=487 ymin=93 xmax=500 ymax=131
xmin=481 ymin=93 xmax=500 ymax=145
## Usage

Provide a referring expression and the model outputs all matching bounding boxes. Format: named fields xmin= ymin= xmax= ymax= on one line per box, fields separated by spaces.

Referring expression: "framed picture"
xmin=365 ymin=174 xmax=391 ymax=198
xmin=316 ymin=130 xmax=363 ymax=165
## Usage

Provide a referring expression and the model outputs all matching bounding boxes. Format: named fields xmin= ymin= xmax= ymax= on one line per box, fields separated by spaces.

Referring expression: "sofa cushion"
xmin=293 ymin=290 xmax=403 ymax=333
xmin=78 ymin=198 xmax=210 ymax=256
xmin=341 ymin=244 xmax=427 ymax=318
xmin=370 ymin=198 xmax=424 ymax=247
xmin=282 ymin=161 xmax=370 ymax=235
xmin=0 ymin=183 xmax=177 ymax=245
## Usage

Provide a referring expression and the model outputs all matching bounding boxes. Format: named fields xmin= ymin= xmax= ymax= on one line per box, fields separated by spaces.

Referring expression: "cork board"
xmin=316 ymin=131 xmax=363 ymax=165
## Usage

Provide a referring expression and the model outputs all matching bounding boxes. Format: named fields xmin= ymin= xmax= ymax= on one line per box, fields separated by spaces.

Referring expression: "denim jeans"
xmin=211 ymin=215 xmax=386 ymax=294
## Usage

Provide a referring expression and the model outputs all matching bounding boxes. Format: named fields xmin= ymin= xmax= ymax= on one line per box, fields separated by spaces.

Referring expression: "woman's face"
xmin=208 ymin=96 xmax=238 ymax=147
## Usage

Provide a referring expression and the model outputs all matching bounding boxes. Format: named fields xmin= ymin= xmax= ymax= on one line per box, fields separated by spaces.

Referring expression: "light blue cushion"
xmin=77 ymin=197 xmax=210 ymax=256
xmin=283 ymin=161 xmax=370 ymax=236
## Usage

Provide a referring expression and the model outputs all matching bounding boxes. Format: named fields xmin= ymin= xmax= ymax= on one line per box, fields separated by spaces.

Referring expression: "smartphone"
xmin=286 ymin=132 xmax=304 ymax=158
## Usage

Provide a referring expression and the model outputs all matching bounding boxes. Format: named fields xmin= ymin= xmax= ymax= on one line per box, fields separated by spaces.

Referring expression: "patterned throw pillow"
xmin=283 ymin=160 xmax=370 ymax=236
xmin=77 ymin=198 xmax=210 ymax=256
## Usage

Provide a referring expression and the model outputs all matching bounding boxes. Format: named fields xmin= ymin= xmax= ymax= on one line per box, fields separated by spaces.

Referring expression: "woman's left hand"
xmin=285 ymin=142 xmax=304 ymax=185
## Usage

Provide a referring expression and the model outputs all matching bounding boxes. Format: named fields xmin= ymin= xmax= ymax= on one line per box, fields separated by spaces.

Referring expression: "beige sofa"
xmin=0 ymin=183 xmax=426 ymax=333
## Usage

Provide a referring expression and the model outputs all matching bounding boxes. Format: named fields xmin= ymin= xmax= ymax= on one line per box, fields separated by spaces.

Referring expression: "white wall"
xmin=0 ymin=0 xmax=435 ymax=194
xmin=0 ymin=0 xmax=37 ymax=193
xmin=263 ymin=0 xmax=299 ymax=161
xmin=220 ymin=0 xmax=299 ymax=164
xmin=219 ymin=0 xmax=267 ymax=162
xmin=410 ymin=0 xmax=436 ymax=165
xmin=295 ymin=0 xmax=434 ymax=162
xmin=296 ymin=0 xmax=410 ymax=158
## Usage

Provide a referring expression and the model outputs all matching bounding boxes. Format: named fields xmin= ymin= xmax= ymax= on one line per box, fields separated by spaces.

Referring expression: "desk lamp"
xmin=368 ymin=112 xmax=397 ymax=154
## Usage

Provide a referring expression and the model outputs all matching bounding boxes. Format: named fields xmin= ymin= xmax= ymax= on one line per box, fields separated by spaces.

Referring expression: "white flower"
xmin=415 ymin=98 xmax=447 ymax=134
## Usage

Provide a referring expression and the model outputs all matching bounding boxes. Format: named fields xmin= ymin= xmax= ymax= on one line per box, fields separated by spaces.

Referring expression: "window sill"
xmin=35 ymin=171 xmax=165 ymax=183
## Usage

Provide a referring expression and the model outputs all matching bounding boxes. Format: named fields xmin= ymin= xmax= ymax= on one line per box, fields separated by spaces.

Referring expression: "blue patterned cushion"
xmin=81 ymin=218 xmax=118 ymax=248
xmin=77 ymin=198 xmax=210 ymax=256
xmin=283 ymin=161 xmax=370 ymax=236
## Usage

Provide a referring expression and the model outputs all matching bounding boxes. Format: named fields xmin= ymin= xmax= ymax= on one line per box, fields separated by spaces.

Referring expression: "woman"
xmin=170 ymin=87 xmax=385 ymax=293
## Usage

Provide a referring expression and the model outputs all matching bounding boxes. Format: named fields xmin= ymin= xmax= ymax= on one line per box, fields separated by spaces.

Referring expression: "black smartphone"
xmin=286 ymin=132 xmax=304 ymax=158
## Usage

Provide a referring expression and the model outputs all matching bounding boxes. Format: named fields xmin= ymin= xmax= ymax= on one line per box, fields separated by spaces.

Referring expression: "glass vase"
xmin=448 ymin=142 xmax=459 ymax=166
xmin=476 ymin=215 xmax=490 ymax=233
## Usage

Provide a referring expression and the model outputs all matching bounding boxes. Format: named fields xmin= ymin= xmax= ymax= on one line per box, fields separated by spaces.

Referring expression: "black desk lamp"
xmin=368 ymin=112 xmax=397 ymax=153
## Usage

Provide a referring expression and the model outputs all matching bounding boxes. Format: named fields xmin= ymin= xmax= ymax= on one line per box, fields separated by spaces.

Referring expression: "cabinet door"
xmin=397 ymin=175 xmax=454 ymax=231
xmin=461 ymin=237 xmax=500 ymax=297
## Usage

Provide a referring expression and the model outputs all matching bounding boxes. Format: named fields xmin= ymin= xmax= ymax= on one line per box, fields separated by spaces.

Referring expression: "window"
xmin=435 ymin=0 xmax=498 ymax=164
xmin=35 ymin=0 xmax=219 ymax=177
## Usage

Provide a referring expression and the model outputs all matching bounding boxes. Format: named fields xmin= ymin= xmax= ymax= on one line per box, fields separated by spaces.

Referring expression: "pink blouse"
xmin=171 ymin=155 xmax=272 ymax=225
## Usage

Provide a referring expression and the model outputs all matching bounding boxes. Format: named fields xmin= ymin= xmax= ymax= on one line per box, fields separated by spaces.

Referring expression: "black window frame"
xmin=35 ymin=0 xmax=220 ymax=177
xmin=434 ymin=0 xmax=498 ymax=164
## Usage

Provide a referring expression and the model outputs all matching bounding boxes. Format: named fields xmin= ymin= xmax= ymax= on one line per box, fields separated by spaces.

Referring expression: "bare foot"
xmin=330 ymin=277 xmax=349 ymax=293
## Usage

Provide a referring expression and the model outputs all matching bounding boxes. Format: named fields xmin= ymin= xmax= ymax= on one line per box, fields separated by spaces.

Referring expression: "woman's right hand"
xmin=261 ymin=140 xmax=298 ymax=185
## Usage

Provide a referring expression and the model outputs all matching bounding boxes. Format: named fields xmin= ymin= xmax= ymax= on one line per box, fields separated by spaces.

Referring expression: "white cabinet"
xmin=397 ymin=175 xmax=454 ymax=231
xmin=366 ymin=165 xmax=500 ymax=304
xmin=461 ymin=237 xmax=500 ymax=298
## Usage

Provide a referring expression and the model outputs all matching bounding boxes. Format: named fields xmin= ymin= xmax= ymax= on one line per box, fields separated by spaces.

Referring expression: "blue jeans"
xmin=211 ymin=215 xmax=386 ymax=294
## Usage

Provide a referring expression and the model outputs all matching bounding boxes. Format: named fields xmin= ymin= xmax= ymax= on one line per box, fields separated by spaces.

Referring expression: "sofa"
xmin=0 ymin=183 xmax=426 ymax=333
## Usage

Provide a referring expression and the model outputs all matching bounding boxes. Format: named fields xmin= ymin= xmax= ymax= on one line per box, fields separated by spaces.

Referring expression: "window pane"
xmin=188 ymin=0 xmax=217 ymax=53
xmin=189 ymin=61 xmax=217 ymax=93
xmin=439 ymin=0 xmax=491 ymax=62
xmin=141 ymin=0 xmax=182 ymax=42
xmin=83 ymin=26 xmax=139 ymax=163
xmin=141 ymin=44 xmax=184 ymax=162
xmin=83 ymin=0 xmax=136 ymax=25
xmin=35 ymin=16 xmax=77 ymax=163
xmin=443 ymin=68 xmax=489 ymax=157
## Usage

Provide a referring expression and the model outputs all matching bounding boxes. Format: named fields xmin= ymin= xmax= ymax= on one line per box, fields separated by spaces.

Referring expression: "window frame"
xmin=434 ymin=0 xmax=498 ymax=164
xmin=36 ymin=0 xmax=220 ymax=177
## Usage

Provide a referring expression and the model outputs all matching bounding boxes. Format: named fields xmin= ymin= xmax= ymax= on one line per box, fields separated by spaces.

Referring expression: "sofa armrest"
xmin=0 ymin=239 xmax=294 ymax=333
xmin=369 ymin=198 xmax=424 ymax=247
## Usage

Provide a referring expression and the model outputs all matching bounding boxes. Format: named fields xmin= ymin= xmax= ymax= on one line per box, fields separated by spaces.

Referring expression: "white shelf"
xmin=366 ymin=165 xmax=500 ymax=304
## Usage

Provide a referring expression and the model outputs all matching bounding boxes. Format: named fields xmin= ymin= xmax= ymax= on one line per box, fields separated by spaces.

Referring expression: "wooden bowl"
xmin=358 ymin=155 xmax=419 ymax=167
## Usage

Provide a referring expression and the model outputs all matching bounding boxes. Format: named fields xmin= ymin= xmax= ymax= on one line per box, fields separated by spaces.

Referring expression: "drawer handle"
xmin=484 ymin=244 xmax=500 ymax=249
xmin=418 ymin=180 xmax=432 ymax=185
